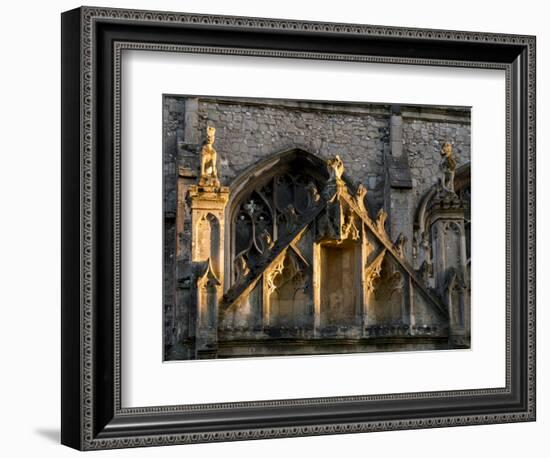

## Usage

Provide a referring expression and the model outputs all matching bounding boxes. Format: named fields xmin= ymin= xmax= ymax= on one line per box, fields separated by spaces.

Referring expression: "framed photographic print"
xmin=61 ymin=6 xmax=536 ymax=450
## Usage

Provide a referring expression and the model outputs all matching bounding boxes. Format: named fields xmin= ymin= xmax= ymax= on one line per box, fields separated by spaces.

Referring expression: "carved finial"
xmin=283 ymin=204 xmax=298 ymax=234
xmin=199 ymin=125 xmax=220 ymax=187
xmin=364 ymin=249 xmax=386 ymax=295
xmin=327 ymin=155 xmax=345 ymax=182
xmin=322 ymin=155 xmax=348 ymax=201
xmin=439 ymin=142 xmax=456 ymax=192
xmin=418 ymin=260 xmax=433 ymax=284
xmin=260 ymin=229 xmax=274 ymax=253
xmin=266 ymin=254 xmax=286 ymax=296
xmin=355 ymin=184 xmax=368 ymax=214
xmin=394 ymin=232 xmax=407 ymax=258
xmin=375 ymin=208 xmax=388 ymax=237
xmin=233 ymin=254 xmax=250 ymax=284
xmin=306 ymin=181 xmax=321 ymax=207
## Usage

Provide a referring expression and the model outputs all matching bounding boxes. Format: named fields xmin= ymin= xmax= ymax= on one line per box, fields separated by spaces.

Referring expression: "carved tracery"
xmin=231 ymin=171 xmax=322 ymax=283
xmin=365 ymin=252 xmax=405 ymax=325
xmin=226 ymin=154 xmax=443 ymax=336
xmin=268 ymin=249 xmax=311 ymax=327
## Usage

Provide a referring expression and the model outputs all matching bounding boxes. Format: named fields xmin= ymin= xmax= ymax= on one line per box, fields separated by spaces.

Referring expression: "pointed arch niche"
xmin=224 ymin=148 xmax=333 ymax=290
xmin=196 ymin=213 xmax=221 ymax=277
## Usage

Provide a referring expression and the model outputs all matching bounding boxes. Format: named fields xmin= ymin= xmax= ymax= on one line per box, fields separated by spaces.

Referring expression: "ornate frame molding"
xmin=61 ymin=6 xmax=536 ymax=450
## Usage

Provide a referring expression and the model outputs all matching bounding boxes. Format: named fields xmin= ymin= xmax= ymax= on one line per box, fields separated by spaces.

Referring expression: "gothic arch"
xmin=227 ymin=148 xmax=330 ymax=208
xmin=414 ymin=162 xmax=470 ymax=235
xmin=224 ymin=148 xmax=345 ymax=289
xmin=195 ymin=213 xmax=221 ymax=277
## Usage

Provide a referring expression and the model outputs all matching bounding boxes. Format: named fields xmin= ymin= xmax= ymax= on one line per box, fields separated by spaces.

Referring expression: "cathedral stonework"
xmin=163 ymin=96 xmax=471 ymax=360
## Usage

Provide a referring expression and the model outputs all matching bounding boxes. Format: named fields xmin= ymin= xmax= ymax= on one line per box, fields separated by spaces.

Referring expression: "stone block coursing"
xmin=164 ymin=97 xmax=470 ymax=216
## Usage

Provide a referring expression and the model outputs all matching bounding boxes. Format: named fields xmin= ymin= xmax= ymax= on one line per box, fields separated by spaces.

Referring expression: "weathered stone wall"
xmin=199 ymin=99 xmax=388 ymax=184
xmin=162 ymin=95 xmax=471 ymax=356
xmin=164 ymin=96 xmax=470 ymax=215
xmin=170 ymin=97 xmax=393 ymax=212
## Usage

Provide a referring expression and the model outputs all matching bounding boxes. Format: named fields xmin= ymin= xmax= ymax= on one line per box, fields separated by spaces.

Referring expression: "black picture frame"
xmin=61 ymin=6 xmax=536 ymax=450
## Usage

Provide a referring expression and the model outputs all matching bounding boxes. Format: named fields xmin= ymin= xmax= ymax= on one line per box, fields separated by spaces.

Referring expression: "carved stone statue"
xmin=323 ymin=155 xmax=347 ymax=201
xmin=327 ymin=155 xmax=345 ymax=182
xmin=439 ymin=142 xmax=456 ymax=192
xmin=199 ymin=126 xmax=220 ymax=187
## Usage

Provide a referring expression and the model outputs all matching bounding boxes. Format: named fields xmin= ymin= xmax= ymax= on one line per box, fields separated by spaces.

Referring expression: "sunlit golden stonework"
xmin=164 ymin=97 xmax=471 ymax=360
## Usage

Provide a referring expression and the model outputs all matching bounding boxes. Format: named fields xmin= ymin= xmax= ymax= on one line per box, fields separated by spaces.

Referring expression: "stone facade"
xmin=163 ymin=95 xmax=471 ymax=360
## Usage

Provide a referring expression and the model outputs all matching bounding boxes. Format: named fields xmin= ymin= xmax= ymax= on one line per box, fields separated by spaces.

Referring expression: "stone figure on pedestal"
xmin=439 ymin=142 xmax=456 ymax=192
xmin=199 ymin=126 xmax=220 ymax=187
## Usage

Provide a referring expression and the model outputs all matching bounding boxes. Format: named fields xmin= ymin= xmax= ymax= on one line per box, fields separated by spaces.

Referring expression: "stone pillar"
xmin=312 ymin=242 xmax=321 ymax=337
xmin=183 ymin=98 xmax=200 ymax=144
xmin=176 ymin=166 xmax=197 ymax=258
xmin=384 ymin=106 xmax=414 ymax=262
xmin=194 ymin=260 xmax=221 ymax=358
xmin=188 ymin=186 xmax=229 ymax=272
xmin=186 ymin=124 xmax=229 ymax=357
xmin=172 ymin=98 xmax=202 ymax=351
xmin=407 ymin=276 xmax=415 ymax=328
xmin=459 ymin=221 xmax=471 ymax=341
xmin=188 ymin=184 xmax=229 ymax=357
xmin=390 ymin=109 xmax=403 ymax=157
xmin=360 ymin=228 xmax=373 ymax=335
xmin=429 ymin=203 xmax=468 ymax=347
xmin=431 ymin=219 xmax=448 ymax=292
